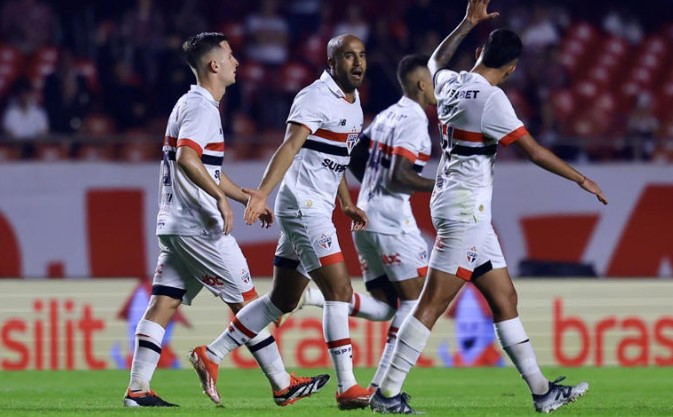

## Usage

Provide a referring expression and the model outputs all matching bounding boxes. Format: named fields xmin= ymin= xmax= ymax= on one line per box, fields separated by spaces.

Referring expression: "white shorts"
xmin=154 ymin=234 xmax=257 ymax=305
xmin=428 ymin=217 xmax=506 ymax=281
xmin=353 ymin=229 xmax=428 ymax=286
xmin=274 ymin=213 xmax=344 ymax=276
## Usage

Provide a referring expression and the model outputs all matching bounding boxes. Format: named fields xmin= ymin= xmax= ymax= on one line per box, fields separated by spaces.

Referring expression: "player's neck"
xmin=197 ymin=79 xmax=225 ymax=102
xmin=472 ymin=64 xmax=502 ymax=86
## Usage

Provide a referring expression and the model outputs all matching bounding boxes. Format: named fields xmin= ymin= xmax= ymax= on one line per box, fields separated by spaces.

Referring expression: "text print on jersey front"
xmin=322 ymin=159 xmax=348 ymax=172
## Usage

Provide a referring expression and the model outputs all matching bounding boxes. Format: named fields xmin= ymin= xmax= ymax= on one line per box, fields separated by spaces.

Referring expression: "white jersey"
xmin=431 ymin=70 xmax=528 ymax=222
xmin=357 ymin=96 xmax=431 ymax=234
xmin=275 ymin=71 xmax=363 ymax=217
xmin=156 ymin=85 xmax=225 ymax=236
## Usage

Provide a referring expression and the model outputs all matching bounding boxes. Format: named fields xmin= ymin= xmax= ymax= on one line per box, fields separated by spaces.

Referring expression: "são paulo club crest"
xmin=466 ymin=247 xmax=478 ymax=264
xmin=319 ymin=233 xmax=332 ymax=249
xmin=346 ymin=133 xmax=358 ymax=153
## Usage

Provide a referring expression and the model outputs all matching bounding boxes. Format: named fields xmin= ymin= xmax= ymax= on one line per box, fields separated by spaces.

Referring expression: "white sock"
xmin=246 ymin=328 xmax=290 ymax=391
xmin=208 ymin=295 xmax=282 ymax=360
xmin=323 ymin=301 xmax=357 ymax=393
xmin=494 ymin=317 xmax=548 ymax=395
xmin=128 ymin=319 xmax=165 ymax=392
xmin=303 ymin=287 xmax=324 ymax=307
xmin=370 ymin=300 xmax=415 ymax=389
xmin=379 ymin=315 xmax=429 ymax=398
xmin=350 ymin=292 xmax=396 ymax=321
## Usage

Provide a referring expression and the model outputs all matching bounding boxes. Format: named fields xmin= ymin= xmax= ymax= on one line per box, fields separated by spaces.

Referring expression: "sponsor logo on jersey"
xmin=419 ymin=250 xmax=427 ymax=261
xmin=318 ymin=233 xmax=332 ymax=249
xmin=382 ymin=253 xmax=402 ymax=266
xmin=202 ymin=274 xmax=225 ymax=287
xmin=322 ymin=158 xmax=348 ymax=172
xmin=467 ymin=247 xmax=478 ymax=263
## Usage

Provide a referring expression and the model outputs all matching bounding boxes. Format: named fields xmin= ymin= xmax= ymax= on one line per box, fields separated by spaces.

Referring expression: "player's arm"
xmin=428 ymin=0 xmax=500 ymax=77
xmin=347 ymin=132 xmax=370 ymax=183
xmin=388 ymin=154 xmax=435 ymax=193
xmin=514 ymin=134 xmax=608 ymax=205
xmin=176 ymin=146 xmax=234 ymax=234
xmin=218 ymin=172 xmax=249 ymax=205
xmin=337 ymin=175 xmax=368 ymax=231
xmin=242 ymin=122 xmax=310 ymax=225
xmin=221 ymin=171 xmax=275 ymax=228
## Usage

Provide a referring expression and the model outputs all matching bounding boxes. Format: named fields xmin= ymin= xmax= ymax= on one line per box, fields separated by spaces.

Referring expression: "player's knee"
xmin=489 ymin=288 xmax=518 ymax=318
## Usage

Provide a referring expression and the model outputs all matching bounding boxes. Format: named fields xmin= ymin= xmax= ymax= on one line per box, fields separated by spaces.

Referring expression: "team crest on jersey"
xmin=240 ymin=269 xmax=251 ymax=284
xmin=319 ymin=233 xmax=332 ymax=249
xmin=466 ymin=247 xmax=478 ymax=263
xmin=434 ymin=237 xmax=445 ymax=250
xmin=418 ymin=250 xmax=427 ymax=261
xmin=346 ymin=133 xmax=358 ymax=153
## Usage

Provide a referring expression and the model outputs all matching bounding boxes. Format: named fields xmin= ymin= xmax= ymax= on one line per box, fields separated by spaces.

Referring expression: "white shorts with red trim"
xmin=275 ymin=213 xmax=344 ymax=276
xmin=353 ymin=229 xmax=429 ymax=283
xmin=428 ymin=217 xmax=506 ymax=280
xmin=154 ymin=234 xmax=256 ymax=305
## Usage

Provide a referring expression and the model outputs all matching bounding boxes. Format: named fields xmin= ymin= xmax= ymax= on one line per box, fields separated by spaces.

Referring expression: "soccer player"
xmin=288 ymin=54 xmax=437 ymax=393
xmin=369 ymin=0 xmax=608 ymax=414
xmin=122 ymin=32 xmax=329 ymax=408
xmin=188 ymin=34 xmax=373 ymax=410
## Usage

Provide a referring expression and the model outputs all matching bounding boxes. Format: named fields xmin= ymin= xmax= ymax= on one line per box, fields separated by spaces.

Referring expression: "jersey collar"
xmin=189 ymin=84 xmax=219 ymax=107
xmin=320 ymin=70 xmax=359 ymax=101
xmin=398 ymin=96 xmax=426 ymax=119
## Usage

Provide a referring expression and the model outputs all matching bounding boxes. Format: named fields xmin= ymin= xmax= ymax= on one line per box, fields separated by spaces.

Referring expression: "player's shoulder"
xmin=297 ymin=78 xmax=332 ymax=100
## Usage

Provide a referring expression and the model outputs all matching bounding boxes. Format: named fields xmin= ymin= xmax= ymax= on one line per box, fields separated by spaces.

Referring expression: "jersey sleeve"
xmin=481 ymin=89 xmax=529 ymax=146
xmin=177 ymin=101 xmax=216 ymax=156
xmin=286 ymin=86 xmax=329 ymax=133
xmin=392 ymin=116 xmax=430 ymax=162
xmin=433 ymin=68 xmax=458 ymax=92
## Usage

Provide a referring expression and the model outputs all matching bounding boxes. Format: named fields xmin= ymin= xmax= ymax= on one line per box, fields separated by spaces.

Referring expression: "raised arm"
xmin=428 ymin=0 xmax=500 ymax=77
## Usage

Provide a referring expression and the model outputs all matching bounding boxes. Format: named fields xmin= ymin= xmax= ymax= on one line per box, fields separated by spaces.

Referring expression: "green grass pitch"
xmin=1 ymin=367 xmax=670 ymax=416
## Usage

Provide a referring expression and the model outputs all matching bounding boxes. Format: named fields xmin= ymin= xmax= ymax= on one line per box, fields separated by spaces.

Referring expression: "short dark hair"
xmin=396 ymin=54 xmax=430 ymax=90
xmin=481 ymin=29 xmax=522 ymax=68
xmin=183 ymin=32 xmax=228 ymax=69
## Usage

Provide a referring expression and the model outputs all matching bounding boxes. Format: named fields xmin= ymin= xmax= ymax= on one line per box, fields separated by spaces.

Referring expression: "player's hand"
xmin=216 ymin=196 xmax=234 ymax=235
xmin=579 ymin=177 xmax=608 ymax=205
xmin=242 ymin=188 xmax=271 ymax=226
xmin=344 ymin=206 xmax=368 ymax=231
xmin=258 ymin=205 xmax=275 ymax=228
xmin=465 ymin=0 xmax=500 ymax=26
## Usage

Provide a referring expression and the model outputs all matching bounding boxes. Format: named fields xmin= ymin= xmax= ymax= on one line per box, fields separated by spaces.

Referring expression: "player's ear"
xmin=209 ymin=60 xmax=219 ymax=73
xmin=475 ymin=46 xmax=483 ymax=61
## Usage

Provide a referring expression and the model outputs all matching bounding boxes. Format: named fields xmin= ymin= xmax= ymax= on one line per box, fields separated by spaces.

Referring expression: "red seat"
xmin=74 ymin=57 xmax=100 ymax=92
xmin=79 ymin=114 xmax=116 ymax=138
xmin=280 ymin=62 xmax=312 ymax=93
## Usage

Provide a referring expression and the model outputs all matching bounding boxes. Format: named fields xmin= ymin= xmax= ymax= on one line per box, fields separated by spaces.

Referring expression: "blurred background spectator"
xmin=2 ymin=76 xmax=48 ymax=139
xmin=0 ymin=0 xmax=670 ymax=163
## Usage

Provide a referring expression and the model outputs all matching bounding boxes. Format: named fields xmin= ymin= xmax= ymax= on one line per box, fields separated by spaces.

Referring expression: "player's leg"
xmin=124 ymin=237 xmax=184 ymax=407
xmin=274 ymin=214 xmax=370 ymax=409
xmin=308 ymin=261 xmax=372 ymax=409
xmin=368 ymin=231 xmax=427 ymax=392
xmin=295 ymin=231 xmax=396 ymax=321
xmin=184 ymin=234 xmax=329 ymax=406
xmin=472 ymin=228 xmax=588 ymax=413
xmin=371 ymin=219 xmax=472 ymax=413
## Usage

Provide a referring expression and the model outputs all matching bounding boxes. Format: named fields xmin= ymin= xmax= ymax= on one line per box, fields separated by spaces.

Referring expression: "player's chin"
xmin=349 ymin=74 xmax=364 ymax=87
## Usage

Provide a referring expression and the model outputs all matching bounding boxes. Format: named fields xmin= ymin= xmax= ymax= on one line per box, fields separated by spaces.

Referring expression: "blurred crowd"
xmin=0 ymin=0 xmax=672 ymax=162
